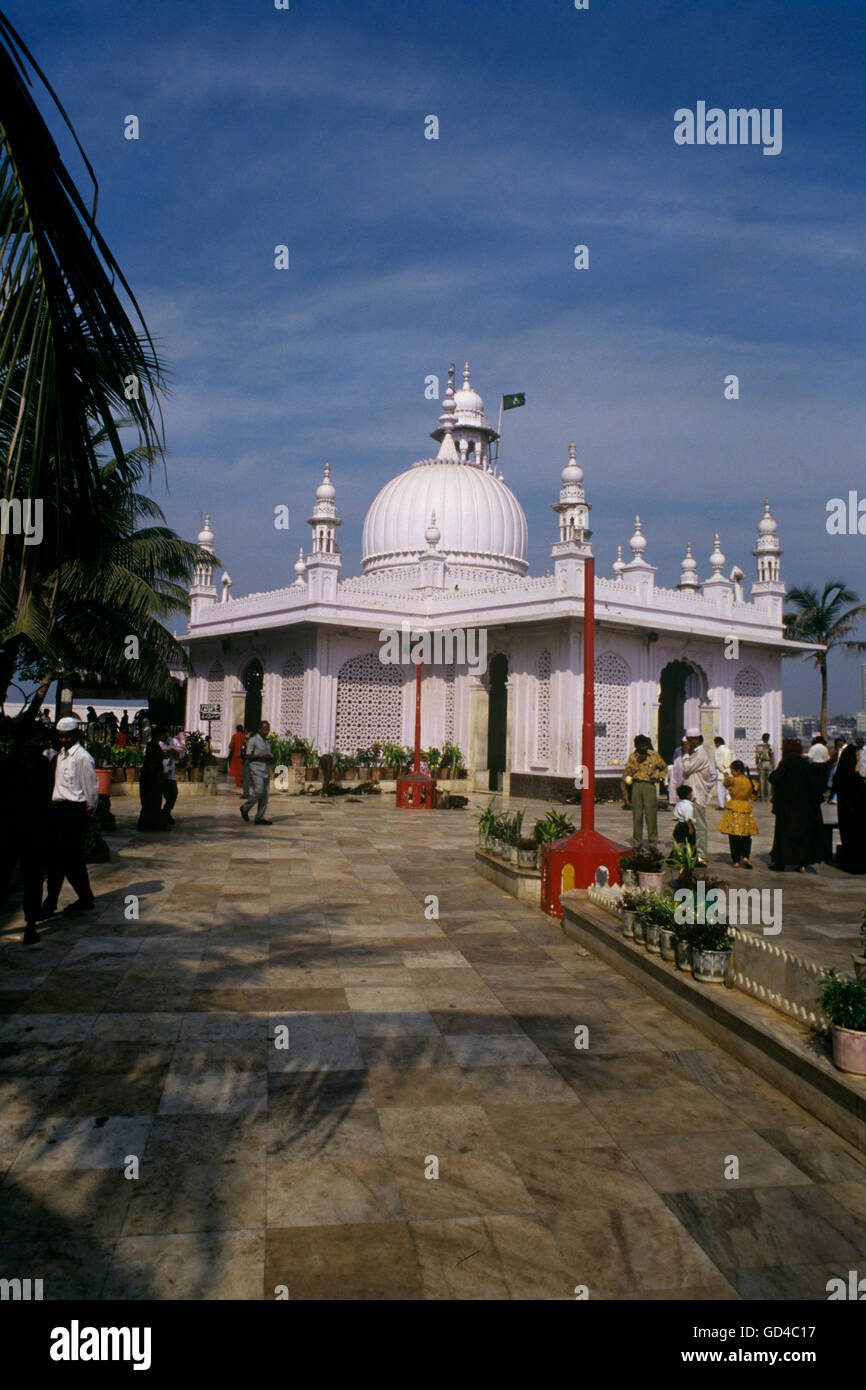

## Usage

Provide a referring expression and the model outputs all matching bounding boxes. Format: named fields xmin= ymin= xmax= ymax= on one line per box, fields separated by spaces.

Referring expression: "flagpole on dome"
xmin=495 ymin=389 xmax=526 ymax=473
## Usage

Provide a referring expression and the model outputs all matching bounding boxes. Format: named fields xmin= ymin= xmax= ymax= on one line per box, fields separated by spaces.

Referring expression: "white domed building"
xmin=184 ymin=363 xmax=798 ymax=796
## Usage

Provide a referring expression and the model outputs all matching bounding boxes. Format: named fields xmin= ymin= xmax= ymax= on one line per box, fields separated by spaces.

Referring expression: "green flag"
xmin=501 ymin=392 xmax=526 ymax=410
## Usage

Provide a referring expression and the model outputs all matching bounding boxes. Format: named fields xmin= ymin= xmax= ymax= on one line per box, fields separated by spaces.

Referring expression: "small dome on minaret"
xmin=678 ymin=540 xmax=699 ymax=589
xmin=294 ymin=547 xmax=307 ymax=579
xmin=561 ymin=441 xmax=584 ymax=486
xmin=629 ymin=515 xmax=647 ymax=556
xmin=425 ymin=510 xmax=441 ymax=549
xmin=316 ymin=462 xmax=336 ymax=502
xmin=709 ymin=532 xmax=726 ymax=575
xmin=753 ymin=498 xmax=783 ymax=583
xmin=197 ymin=514 xmax=215 ymax=549
xmin=613 ymin=545 xmax=625 ymax=578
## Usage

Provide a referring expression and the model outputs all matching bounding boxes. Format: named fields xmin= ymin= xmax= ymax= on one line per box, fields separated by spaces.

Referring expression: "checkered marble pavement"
xmin=1 ymin=785 xmax=865 ymax=1300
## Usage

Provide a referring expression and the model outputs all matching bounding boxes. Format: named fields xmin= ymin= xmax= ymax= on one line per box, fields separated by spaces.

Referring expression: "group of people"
xmin=136 ymin=727 xmax=186 ymax=832
xmin=625 ymin=726 xmax=866 ymax=875
xmin=226 ymin=720 xmax=274 ymax=825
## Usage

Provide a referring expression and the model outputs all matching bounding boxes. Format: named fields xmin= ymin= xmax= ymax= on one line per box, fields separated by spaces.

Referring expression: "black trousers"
xmin=162 ymin=779 xmax=178 ymax=818
xmin=46 ymin=801 xmax=93 ymax=907
xmin=729 ymin=834 xmax=752 ymax=863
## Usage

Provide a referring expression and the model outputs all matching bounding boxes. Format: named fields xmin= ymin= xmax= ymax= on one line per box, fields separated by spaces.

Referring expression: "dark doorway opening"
xmin=658 ymin=660 xmax=705 ymax=763
xmin=243 ymin=660 xmax=264 ymax=732
xmin=487 ymin=654 xmax=508 ymax=791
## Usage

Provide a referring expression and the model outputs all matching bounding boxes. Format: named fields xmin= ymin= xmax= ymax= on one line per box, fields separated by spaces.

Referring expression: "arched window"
xmin=335 ymin=654 xmax=403 ymax=750
xmin=594 ymin=652 xmax=630 ymax=769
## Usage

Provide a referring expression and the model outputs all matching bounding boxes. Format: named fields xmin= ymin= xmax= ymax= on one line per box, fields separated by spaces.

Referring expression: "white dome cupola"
xmin=362 ymin=362 xmax=528 ymax=580
xmin=552 ymin=441 xmax=591 ymax=543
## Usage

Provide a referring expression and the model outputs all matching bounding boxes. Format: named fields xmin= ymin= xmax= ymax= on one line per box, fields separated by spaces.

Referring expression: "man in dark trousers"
xmin=0 ymin=722 xmax=55 ymax=944
xmin=41 ymin=717 xmax=98 ymax=918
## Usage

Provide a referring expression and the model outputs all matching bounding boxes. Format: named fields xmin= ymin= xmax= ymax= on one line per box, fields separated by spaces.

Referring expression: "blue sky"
xmin=12 ymin=0 xmax=866 ymax=712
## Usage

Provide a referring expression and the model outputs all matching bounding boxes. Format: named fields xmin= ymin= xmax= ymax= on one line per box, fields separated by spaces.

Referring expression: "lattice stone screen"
xmin=279 ymin=653 xmax=304 ymax=737
xmin=206 ymin=661 xmax=226 ymax=752
xmin=444 ymin=663 xmax=455 ymax=745
xmin=594 ymin=652 xmax=629 ymax=769
xmin=335 ymin=653 xmax=403 ymax=751
xmin=733 ymin=667 xmax=764 ymax=766
xmin=535 ymin=649 xmax=551 ymax=763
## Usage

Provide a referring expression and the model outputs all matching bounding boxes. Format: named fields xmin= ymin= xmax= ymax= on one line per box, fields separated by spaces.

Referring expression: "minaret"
xmin=419 ymin=510 xmax=445 ymax=590
xmin=293 ymin=547 xmax=307 ymax=588
xmin=429 ymin=362 xmax=499 ymax=470
xmin=306 ymin=463 xmax=342 ymax=600
xmin=189 ymin=514 xmax=217 ymax=624
xmin=613 ymin=545 xmax=625 ymax=580
xmin=702 ymin=532 xmax=734 ymax=602
xmin=751 ymin=498 xmax=784 ymax=621
xmin=677 ymin=540 xmax=699 ymax=591
xmin=622 ymin=515 xmax=656 ymax=599
xmin=552 ymin=443 xmax=592 ymax=543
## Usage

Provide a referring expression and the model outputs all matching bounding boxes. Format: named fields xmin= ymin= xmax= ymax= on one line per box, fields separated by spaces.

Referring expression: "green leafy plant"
xmin=477 ymin=799 xmax=499 ymax=837
xmin=629 ymin=848 xmax=664 ymax=873
xmin=328 ymin=749 xmax=350 ymax=777
xmin=640 ymin=892 xmax=677 ymax=927
xmin=369 ymin=741 xmax=382 ymax=766
xmin=818 ymin=972 xmax=866 ymax=1031
xmin=441 ymin=741 xmax=463 ymax=776
xmin=185 ymin=730 xmax=208 ymax=768
xmin=423 ymin=746 xmax=442 ymax=770
xmin=690 ymin=921 xmax=733 ymax=953
xmin=620 ymin=887 xmax=648 ymax=912
xmin=304 ymin=744 xmax=319 ymax=769
xmin=500 ymin=810 xmax=525 ymax=847
xmin=124 ymin=744 xmax=143 ymax=767
xmin=354 ymin=747 xmax=373 ymax=766
xmin=532 ymin=809 xmax=575 ymax=844
xmin=381 ymin=741 xmax=403 ymax=770
xmin=667 ymin=842 xmax=698 ymax=878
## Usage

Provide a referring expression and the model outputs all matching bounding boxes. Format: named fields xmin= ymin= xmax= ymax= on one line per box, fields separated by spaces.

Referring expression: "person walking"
xmin=768 ymin=738 xmax=825 ymax=872
xmin=833 ymin=744 xmax=866 ymax=874
xmin=681 ymin=729 xmax=715 ymax=865
xmin=713 ymin=736 xmax=734 ymax=809
xmin=157 ymin=727 xmax=184 ymax=826
xmin=755 ymin=733 xmax=774 ymax=801
xmin=138 ymin=736 xmax=170 ymax=831
xmin=41 ymin=717 xmax=98 ymax=917
xmin=0 ymin=723 xmax=55 ymax=944
xmin=623 ymin=735 xmax=667 ymax=852
xmin=227 ymin=725 xmax=246 ymax=791
xmin=719 ymin=760 xmax=758 ymax=867
xmin=240 ymin=720 xmax=274 ymax=825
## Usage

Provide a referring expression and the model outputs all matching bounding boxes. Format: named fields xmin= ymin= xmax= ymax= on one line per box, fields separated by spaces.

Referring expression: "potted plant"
xmin=690 ymin=920 xmax=734 ymax=984
xmin=441 ymin=741 xmax=463 ymax=779
xmin=425 ymin=747 xmax=442 ymax=780
xmin=642 ymin=892 xmax=676 ymax=954
xmin=342 ymin=751 xmax=357 ymax=781
xmin=87 ymin=740 xmax=115 ymax=796
xmin=368 ymin=742 xmax=382 ymax=782
xmin=500 ymin=810 xmax=524 ymax=864
xmin=490 ymin=813 xmax=511 ymax=858
xmin=818 ymin=971 xmax=866 ymax=1076
xmin=477 ymin=799 xmax=499 ymax=849
xmin=619 ymin=855 xmax=639 ymax=888
xmin=381 ymin=742 xmax=402 ymax=779
xmin=304 ymin=745 xmax=319 ymax=780
xmin=620 ymin=887 xmax=646 ymax=939
xmin=632 ymin=848 xmax=665 ymax=892
xmin=532 ymin=809 xmax=576 ymax=846
xmin=109 ymin=744 xmax=126 ymax=782
xmin=853 ymin=907 xmax=866 ymax=983
xmin=290 ymin=735 xmax=307 ymax=769
xmin=517 ymin=836 xmax=538 ymax=869
xmin=667 ymin=840 xmax=699 ymax=887
xmin=124 ymin=744 xmax=143 ymax=782
xmin=355 ymin=747 xmax=372 ymax=781
xmin=186 ymin=730 xmax=207 ymax=782
xmin=673 ymin=921 xmax=694 ymax=971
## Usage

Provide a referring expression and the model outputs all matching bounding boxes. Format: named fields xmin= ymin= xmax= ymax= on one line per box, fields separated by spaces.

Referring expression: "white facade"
xmin=183 ymin=363 xmax=803 ymax=793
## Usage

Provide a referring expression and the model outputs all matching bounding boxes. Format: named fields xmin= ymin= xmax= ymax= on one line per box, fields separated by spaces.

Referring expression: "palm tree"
xmin=0 ymin=12 xmax=166 ymax=694
xmin=783 ymin=581 xmax=866 ymax=736
xmin=11 ymin=420 xmax=218 ymax=714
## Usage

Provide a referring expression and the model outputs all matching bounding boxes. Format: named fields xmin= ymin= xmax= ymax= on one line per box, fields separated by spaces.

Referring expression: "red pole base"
xmin=540 ymin=828 xmax=628 ymax=917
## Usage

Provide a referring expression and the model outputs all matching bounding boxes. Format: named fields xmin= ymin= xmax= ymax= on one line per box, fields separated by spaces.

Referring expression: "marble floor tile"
xmin=105 ymin=1230 xmax=265 ymax=1299
xmin=266 ymin=1157 xmax=403 ymax=1227
xmin=264 ymin=1222 xmax=423 ymax=1300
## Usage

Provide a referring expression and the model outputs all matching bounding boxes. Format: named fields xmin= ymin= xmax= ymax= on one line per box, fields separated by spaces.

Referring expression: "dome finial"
xmin=425 ymin=509 xmax=441 ymax=549
xmin=678 ymin=539 xmax=699 ymax=588
xmin=629 ymin=515 xmax=647 ymax=556
xmin=197 ymin=514 xmax=215 ymax=549
xmin=463 ymin=361 xmax=471 ymax=387
xmin=709 ymin=532 xmax=725 ymax=574
xmin=613 ymin=544 xmax=625 ymax=578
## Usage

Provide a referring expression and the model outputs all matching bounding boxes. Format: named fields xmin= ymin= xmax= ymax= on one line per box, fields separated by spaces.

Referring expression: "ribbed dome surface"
xmin=362 ymin=460 xmax=529 ymax=576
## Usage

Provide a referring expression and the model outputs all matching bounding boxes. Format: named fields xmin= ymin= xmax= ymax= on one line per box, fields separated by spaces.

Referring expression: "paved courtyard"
xmin=1 ymin=784 xmax=866 ymax=1300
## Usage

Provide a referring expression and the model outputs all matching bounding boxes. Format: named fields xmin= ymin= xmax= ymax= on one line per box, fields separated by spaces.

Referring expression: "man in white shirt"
xmin=713 ymin=736 xmax=734 ymax=808
xmin=157 ymin=727 xmax=184 ymax=826
xmin=681 ymin=729 xmax=714 ymax=864
xmin=240 ymin=720 xmax=274 ymax=825
xmin=42 ymin=717 xmax=98 ymax=916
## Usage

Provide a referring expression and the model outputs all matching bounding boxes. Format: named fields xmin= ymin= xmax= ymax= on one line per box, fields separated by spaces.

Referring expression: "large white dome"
xmin=362 ymin=458 xmax=529 ymax=576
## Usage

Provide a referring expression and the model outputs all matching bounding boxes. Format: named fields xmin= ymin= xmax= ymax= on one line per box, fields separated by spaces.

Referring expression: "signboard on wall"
xmin=199 ymin=703 xmax=221 ymax=721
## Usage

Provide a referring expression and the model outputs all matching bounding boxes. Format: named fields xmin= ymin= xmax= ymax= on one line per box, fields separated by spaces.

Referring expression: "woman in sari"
xmin=228 ymin=725 xmax=246 ymax=791
xmin=768 ymin=739 xmax=825 ymax=872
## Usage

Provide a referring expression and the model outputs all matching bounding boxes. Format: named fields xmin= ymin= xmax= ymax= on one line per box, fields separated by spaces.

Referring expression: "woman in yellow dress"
xmin=719 ymin=759 xmax=759 ymax=868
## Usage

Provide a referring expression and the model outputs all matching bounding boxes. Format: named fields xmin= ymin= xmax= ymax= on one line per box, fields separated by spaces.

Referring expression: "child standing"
xmin=672 ymin=783 xmax=696 ymax=849
xmin=719 ymin=759 xmax=758 ymax=867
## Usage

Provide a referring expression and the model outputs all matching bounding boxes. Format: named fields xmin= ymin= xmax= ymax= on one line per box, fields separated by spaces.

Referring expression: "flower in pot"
xmin=425 ymin=746 xmax=442 ymax=780
xmin=642 ymin=891 xmax=676 ymax=954
xmin=109 ymin=744 xmax=126 ymax=781
xmin=689 ymin=920 xmax=734 ymax=983
xmin=441 ymin=741 xmax=463 ymax=780
xmin=619 ymin=887 xmax=646 ymax=939
xmin=355 ymin=747 xmax=372 ymax=781
xmin=818 ymin=971 xmax=866 ymax=1075
xmin=632 ymin=848 xmax=665 ymax=892
xmin=852 ymin=907 xmax=866 ymax=983
xmin=477 ymin=798 xmax=499 ymax=849
xmin=499 ymin=810 xmax=524 ymax=863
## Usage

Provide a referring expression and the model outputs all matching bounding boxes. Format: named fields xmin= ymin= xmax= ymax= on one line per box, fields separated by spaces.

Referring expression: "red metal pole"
xmin=413 ymin=660 xmax=422 ymax=773
xmin=581 ymin=554 xmax=595 ymax=833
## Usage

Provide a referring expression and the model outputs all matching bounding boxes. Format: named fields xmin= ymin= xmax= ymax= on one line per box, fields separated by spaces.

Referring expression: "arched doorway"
xmin=487 ymin=654 xmax=508 ymax=791
xmin=657 ymin=661 xmax=705 ymax=762
xmin=243 ymin=659 xmax=264 ymax=731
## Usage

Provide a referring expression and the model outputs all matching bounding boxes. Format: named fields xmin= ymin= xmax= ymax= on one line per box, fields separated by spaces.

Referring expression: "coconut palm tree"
xmin=784 ymin=581 xmax=866 ymax=737
xmin=0 ymin=12 xmax=166 ymax=695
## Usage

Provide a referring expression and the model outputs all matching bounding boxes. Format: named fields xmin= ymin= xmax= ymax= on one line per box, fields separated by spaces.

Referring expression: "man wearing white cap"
xmin=41 ymin=718 xmax=98 ymax=917
xmin=681 ymin=728 xmax=714 ymax=865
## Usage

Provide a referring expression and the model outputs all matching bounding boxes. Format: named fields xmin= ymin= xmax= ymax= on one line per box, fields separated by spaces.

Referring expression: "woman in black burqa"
xmin=768 ymin=738 xmax=825 ymax=872
xmin=833 ymin=744 xmax=866 ymax=874
xmin=137 ymin=734 xmax=170 ymax=831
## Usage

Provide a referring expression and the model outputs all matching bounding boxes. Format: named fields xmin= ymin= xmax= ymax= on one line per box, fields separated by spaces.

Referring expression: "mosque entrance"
xmin=242 ymin=659 xmax=264 ymax=731
xmin=487 ymin=654 xmax=508 ymax=791
xmin=657 ymin=661 xmax=706 ymax=763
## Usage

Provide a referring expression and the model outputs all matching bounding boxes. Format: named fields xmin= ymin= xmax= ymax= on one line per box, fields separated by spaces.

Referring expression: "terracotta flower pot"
xmin=370 ymin=767 xmax=381 ymax=782
xmin=111 ymin=767 xmax=125 ymax=783
xmin=305 ymin=766 xmax=317 ymax=780
xmin=638 ymin=871 xmax=665 ymax=892
xmin=344 ymin=767 xmax=357 ymax=782
xmin=291 ymin=752 xmax=305 ymax=768
xmin=125 ymin=766 xmax=136 ymax=782
xmin=831 ymin=1023 xmax=866 ymax=1075
xmin=96 ymin=769 xmax=113 ymax=796
xmin=358 ymin=767 xmax=371 ymax=781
